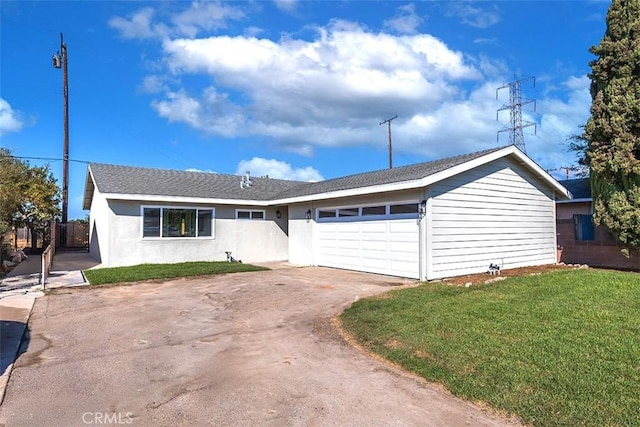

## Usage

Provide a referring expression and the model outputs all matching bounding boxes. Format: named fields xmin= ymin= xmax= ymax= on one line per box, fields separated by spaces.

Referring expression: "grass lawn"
xmin=83 ymin=261 xmax=268 ymax=285
xmin=340 ymin=268 xmax=640 ymax=426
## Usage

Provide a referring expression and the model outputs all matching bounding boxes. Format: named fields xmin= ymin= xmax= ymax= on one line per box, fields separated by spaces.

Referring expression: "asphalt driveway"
xmin=0 ymin=266 xmax=518 ymax=426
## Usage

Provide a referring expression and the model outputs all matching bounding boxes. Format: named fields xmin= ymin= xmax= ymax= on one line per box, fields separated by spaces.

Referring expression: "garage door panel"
xmin=361 ymin=222 xmax=388 ymax=233
xmin=336 ymin=222 xmax=360 ymax=232
xmin=316 ymin=218 xmax=419 ymax=279
xmin=337 ymin=239 xmax=360 ymax=250
xmin=362 ymin=257 xmax=388 ymax=268
xmin=361 ymin=240 xmax=388 ymax=252
xmin=389 ymin=221 xmax=416 ymax=233
xmin=389 ymin=260 xmax=417 ymax=278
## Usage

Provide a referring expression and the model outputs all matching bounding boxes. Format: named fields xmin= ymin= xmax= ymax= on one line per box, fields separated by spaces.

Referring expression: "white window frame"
xmin=140 ymin=205 xmax=215 ymax=239
xmin=316 ymin=201 xmax=420 ymax=222
xmin=235 ymin=209 xmax=266 ymax=220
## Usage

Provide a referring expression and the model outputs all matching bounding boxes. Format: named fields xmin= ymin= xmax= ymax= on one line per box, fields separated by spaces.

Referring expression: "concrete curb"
xmin=0 ymin=296 xmax=37 ymax=406
xmin=0 ymin=251 xmax=97 ymax=407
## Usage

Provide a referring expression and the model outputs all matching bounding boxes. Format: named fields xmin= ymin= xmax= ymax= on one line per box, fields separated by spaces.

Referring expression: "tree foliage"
xmin=0 ymin=149 xmax=24 ymax=237
xmin=0 ymin=149 xmax=61 ymax=250
xmin=584 ymin=0 xmax=640 ymax=249
xmin=565 ymin=132 xmax=590 ymax=178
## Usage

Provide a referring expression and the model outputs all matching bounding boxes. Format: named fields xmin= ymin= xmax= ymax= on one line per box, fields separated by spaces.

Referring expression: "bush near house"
xmin=83 ymin=261 xmax=268 ymax=285
xmin=341 ymin=268 xmax=640 ymax=427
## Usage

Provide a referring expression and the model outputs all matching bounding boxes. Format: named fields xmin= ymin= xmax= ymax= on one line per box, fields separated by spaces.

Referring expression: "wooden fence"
xmin=56 ymin=222 xmax=89 ymax=249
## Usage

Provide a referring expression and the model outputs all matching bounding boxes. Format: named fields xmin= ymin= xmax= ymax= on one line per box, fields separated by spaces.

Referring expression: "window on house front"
xmin=316 ymin=201 xmax=420 ymax=222
xmin=574 ymin=214 xmax=595 ymax=241
xmin=338 ymin=207 xmax=359 ymax=217
xmin=362 ymin=206 xmax=386 ymax=216
xmin=236 ymin=210 xmax=265 ymax=220
xmin=198 ymin=210 xmax=213 ymax=237
xmin=389 ymin=203 xmax=419 ymax=215
xmin=143 ymin=208 xmax=161 ymax=237
xmin=142 ymin=207 xmax=214 ymax=238
xmin=163 ymin=208 xmax=196 ymax=237
xmin=318 ymin=209 xmax=337 ymax=218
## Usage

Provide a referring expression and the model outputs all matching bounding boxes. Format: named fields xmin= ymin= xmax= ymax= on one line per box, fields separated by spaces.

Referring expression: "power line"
xmin=3 ymin=155 xmax=89 ymax=164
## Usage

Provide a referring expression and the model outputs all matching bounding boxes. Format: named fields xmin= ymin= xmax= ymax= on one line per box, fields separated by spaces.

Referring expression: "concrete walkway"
xmin=0 ymin=250 xmax=98 ymax=405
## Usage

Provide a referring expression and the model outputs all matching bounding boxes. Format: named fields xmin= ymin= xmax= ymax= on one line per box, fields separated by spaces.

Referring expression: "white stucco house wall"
xmin=82 ymin=145 xmax=571 ymax=280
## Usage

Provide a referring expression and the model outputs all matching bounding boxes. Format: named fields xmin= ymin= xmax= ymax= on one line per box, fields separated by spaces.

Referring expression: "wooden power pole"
xmin=53 ymin=33 xmax=69 ymax=224
xmin=380 ymin=115 xmax=397 ymax=169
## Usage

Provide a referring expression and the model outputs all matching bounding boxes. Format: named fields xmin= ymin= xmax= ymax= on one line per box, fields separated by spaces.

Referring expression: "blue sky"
xmin=1 ymin=1 xmax=610 ymax=220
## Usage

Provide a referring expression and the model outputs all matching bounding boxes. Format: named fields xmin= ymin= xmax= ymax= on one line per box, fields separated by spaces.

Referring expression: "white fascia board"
xmin=95 ymin=146 xmax=572 ymax=207
xmin=273 ymin=179 xmax=425 ymax=205
xmin=102 ymin=193 xmax=271 ymax=207
xmin=275 ymin=146 xmax=573 ymax=204
xmin=557 ymin=198 xmax=593 ymax=204
xmin=418 ymin=145 xmax=572 ymax=199
xmin=82 ymin=167 xmax=97 ymax=210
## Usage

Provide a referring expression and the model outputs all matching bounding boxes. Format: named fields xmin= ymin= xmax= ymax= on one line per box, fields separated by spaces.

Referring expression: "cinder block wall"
xmin=557 ymin=219 xmax=640 ymax=270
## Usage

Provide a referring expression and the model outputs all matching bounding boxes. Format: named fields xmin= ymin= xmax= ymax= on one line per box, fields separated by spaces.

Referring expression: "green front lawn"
xmin=340 ymin=269 xmax=640 ymax=426
xmin=83 ymin=261 xmax=268 ymax=285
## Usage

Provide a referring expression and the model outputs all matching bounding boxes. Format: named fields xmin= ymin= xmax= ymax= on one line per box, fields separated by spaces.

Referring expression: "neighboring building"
xmin=556 ymin=178 xmax=640 ymax=270
xmin=83 ymin=145 xmax=571 ymax=280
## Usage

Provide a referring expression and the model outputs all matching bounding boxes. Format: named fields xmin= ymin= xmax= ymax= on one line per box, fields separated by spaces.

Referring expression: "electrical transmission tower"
xmin=496 ymin=76 xmax=536 ymax=153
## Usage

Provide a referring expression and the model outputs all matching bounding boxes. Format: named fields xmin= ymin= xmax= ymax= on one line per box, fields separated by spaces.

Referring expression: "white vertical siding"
xmin=427 ymin=157 xmax=557 ymax=280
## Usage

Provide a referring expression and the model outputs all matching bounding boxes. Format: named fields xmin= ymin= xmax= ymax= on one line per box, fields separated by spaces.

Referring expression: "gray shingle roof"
xmin=85 ymin=146 xmax=509 ymax=207
xmin=559 ymin=178 xmax=591 ymax=200
xmin=88 ymin=164 xmax=304 ymax=201
xmin=275 ymin=146 xmax=506 ymax=199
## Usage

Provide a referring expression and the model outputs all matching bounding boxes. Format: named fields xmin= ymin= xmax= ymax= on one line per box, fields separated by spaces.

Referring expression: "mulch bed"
xmin=436 ymin=263 xmax=587 ymax=287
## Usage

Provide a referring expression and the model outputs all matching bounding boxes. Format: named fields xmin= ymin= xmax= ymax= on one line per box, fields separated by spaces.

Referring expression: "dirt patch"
xmin=435 ymin=263 xmax=586 ymax=287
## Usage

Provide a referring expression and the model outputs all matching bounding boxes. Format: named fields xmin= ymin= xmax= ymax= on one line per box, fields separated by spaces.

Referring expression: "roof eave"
xmin=276 ymin=145 xmax=573 ymax=204
xmin=82 ymin=166 xmax=95 ymax=210
xmin=100 ymin=193 xmax=272 ymax=207
xmin=557 ymin=197 xmax=593 ymax=204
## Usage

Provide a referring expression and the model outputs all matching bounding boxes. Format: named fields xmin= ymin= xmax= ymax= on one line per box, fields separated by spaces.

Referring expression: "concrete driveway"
xmin=0 ymin=266 xmax=518 ymax=426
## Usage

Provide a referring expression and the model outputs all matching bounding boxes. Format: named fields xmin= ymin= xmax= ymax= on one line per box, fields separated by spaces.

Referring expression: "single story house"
xmin=82 ymin=145 xmax=571 ymax=280
xmin=556 ymin=177 xmax=640 ymax=270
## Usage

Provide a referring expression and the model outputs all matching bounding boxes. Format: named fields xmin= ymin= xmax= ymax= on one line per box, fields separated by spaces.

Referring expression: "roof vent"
xmin=240 ymin=171 xmax=252 ymax=189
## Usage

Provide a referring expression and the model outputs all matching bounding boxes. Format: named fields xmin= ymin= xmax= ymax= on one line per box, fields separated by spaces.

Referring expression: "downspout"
xmin=553 ymin=190 xmax=559 ymax=263
xmin=419 ymin=193 xmax=430 ymax=281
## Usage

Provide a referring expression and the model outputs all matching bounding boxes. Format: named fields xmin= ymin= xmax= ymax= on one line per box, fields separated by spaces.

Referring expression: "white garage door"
xmin=316 ymin=218 xmax=420 ymax=279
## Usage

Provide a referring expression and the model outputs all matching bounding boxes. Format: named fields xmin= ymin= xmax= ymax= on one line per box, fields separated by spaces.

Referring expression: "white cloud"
xmin=150 ymin=88 xmax=245 ymax=137
xmin=171 ymin=2 xmax=245 ymax=38
xmin=122 ymin=5 xmax=589 ymax=175
xmin=383 ymin=3 xmax=424 ymax=35
xmin=185 ymin=168 xmax=216 ymax=173
xmin=274 ymin=0 xmax=298 ymax=13
xmin=110 ymin=3 xmax=244 ymax=39
xmin=153 ymin=20 xmax=480 ymax=153
xmin=532 ymin=75 xmax=591 ymax=169
xmin=446 ymin=3 xmax=501 ymax=29
xmin=109 ymin=7 xmax=168 ymax=39
xmin=139 ymin=75 xmax=169 ymax=94
xmin=0 ymin=98 xmax=24 ymax=136
xmin=236 ymin=157 xmax=323 ymax=181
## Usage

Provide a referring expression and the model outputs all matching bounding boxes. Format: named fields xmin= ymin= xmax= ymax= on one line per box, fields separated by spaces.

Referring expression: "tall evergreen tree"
xmin=584 ymin=0 xmax=640 ymax=250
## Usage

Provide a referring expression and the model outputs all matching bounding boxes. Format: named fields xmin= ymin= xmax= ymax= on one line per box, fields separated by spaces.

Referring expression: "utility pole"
xmin=52 ymin=33 xmax=69 ymax=225
xmin=380 ymin=115 xmax=397 ymax=169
